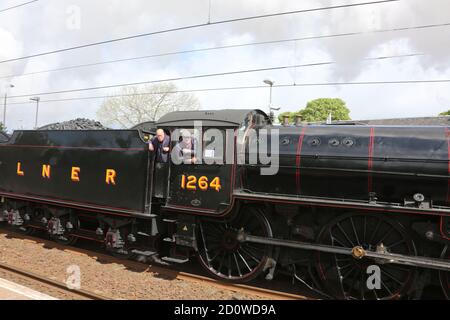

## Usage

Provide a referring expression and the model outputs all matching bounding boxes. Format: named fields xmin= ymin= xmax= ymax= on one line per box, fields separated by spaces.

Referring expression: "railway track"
xmin=0 ymin=260 xmax=109 ymax=300
xmin=0 ymin=228 xmax=308 ymax=300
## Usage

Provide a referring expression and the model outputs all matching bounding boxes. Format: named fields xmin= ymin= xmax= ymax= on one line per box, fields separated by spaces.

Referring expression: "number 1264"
xmin=180 ymin=175 xmax=222 ymax=192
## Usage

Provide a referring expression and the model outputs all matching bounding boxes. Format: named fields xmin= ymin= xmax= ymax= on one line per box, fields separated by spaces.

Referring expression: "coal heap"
xmin=38 ymin=118 xmax=109 ymax=130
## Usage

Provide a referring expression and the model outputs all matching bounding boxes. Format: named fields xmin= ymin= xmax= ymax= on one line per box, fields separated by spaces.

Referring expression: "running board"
xmin=237 ymin=232 xmax=450 ymax=272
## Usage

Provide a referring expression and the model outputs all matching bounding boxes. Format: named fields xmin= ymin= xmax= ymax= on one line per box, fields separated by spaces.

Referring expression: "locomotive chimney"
xmin=295 ymin=115 xmax=302 ymax=126
xmin=282 ymin=115 xmax=290 ymax=126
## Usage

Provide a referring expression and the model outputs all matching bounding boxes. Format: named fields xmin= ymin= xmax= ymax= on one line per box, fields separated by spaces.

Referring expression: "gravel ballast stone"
xmin=0 ymin=233 xmax=266 ymax=300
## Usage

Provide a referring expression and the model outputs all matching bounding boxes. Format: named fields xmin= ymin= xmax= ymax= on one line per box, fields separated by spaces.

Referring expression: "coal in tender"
xmin=38 ymin=118 xmax=110 ymax=130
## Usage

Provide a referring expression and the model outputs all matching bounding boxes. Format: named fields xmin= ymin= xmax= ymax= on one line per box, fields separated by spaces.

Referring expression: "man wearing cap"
xmin=149 ymin=129 xmax=170 ymax=163
xmin=173 ymin=129 xmax=197 ymax=165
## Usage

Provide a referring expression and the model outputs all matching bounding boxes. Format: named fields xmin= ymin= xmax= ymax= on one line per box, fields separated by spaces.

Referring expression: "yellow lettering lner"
xmin=105 ymin=169 xmax=116 ymax=185
xmin=42 ymin=164 xmax=51 ymax=179
xmin=17 ymin=162 xmax=24 ymax=176
xmin=71 ymin=167 xmax=80 ymax=182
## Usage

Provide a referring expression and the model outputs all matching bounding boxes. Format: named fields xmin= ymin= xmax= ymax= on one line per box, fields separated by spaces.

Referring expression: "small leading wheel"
xmin=316 ymin=213 xmax=416 ymax=300
xmin=198 ymin=207 xmax=273 ymax=282
xmin=439 ymin=245 xmax=449 ymax=299
xmin=7 ymin=209 xmax=35 ymax=235
xmin=53 ymin=218 xmax=78 ymax=246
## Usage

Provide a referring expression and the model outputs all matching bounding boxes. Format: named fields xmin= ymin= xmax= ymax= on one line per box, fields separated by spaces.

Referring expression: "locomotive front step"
xmin=131 ymin=249 xmax=157 ymax=257
xmin=161 ymin=256 xmax=189 ymax=264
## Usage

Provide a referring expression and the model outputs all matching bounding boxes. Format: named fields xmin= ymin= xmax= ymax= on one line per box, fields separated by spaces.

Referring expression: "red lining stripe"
xmin=368 ymin=127 xmax=375 ymax=193
xmin=440 ymin=216 xmax=450 ymax=240
xmin=235 ymin=194 xmax=450 ymax=217
xmin=446 ymin=127 xmax=450 ymax=204
xmin=295 ymin=127 xmax=306 ymax=194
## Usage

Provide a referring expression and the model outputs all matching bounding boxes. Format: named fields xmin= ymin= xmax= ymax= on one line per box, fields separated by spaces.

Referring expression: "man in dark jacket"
xmin=149 ymin=129 xmax=170 ymax=163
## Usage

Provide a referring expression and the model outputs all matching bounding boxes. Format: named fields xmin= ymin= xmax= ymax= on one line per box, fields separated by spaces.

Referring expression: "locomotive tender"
xmin=0 ymin=109 xmax=449 ymax=299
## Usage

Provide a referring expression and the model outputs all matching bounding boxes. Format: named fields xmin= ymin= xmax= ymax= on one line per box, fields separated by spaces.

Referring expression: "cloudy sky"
xmin=1 ymin=0 xmax=450 ymax=129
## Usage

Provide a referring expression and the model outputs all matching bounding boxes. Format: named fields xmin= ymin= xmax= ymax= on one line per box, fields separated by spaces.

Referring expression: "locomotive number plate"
xmin=180 ymin=175 xmax=221 ymax=192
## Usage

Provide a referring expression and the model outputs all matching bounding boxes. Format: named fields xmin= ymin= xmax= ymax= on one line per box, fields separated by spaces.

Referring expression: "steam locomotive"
xmin=0 ymin=109 xmax=449 ymax=300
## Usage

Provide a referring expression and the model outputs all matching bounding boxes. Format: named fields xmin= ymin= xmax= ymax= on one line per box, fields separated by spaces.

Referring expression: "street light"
xmin=3 ymin=84 xmax=14 ymax=127
xmin=263 ymin=79 xmax=280 ymax=122
xmin=30 ymin=97 xmax=40 ymax=129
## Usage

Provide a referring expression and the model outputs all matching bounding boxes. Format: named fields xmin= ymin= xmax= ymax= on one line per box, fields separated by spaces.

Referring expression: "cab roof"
xmin=156 ymin=109 xmax=270 ymax=128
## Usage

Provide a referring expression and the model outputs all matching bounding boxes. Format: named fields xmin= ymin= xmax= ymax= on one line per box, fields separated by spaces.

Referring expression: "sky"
xmin=1 ymin=0 xmax=450 ymax=130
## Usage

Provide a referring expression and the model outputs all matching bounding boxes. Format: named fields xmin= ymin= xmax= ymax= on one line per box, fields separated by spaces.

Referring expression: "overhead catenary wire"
xmin=0 ymin=0 xmax=38 ymax=14
xmin=5 ymin=52 xmax=431 ymax=99
xmin=8 ymin=80 xmax=450 ymax=106
xmin=8 ymin=17 xmax=450 ymax=80
xmin=0 ymin=0 xmax=400 ymax=65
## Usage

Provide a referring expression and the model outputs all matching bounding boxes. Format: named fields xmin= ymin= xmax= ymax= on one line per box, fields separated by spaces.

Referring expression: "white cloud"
xmin=1 ymin=0 xmax=450 ymax=130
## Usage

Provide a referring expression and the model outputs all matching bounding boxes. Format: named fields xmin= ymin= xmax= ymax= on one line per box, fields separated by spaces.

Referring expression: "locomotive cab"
xmin=155 ymin=109 xmax=270 ymax=216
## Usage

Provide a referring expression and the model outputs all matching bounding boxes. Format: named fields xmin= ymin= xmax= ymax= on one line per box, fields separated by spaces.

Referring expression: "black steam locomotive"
xmin=0 ymin=109 xmax=449 ymax=300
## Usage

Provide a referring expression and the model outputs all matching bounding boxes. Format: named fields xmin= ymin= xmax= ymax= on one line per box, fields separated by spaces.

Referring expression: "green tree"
xmin=298 ymin=98 xmax=350 ymax=122
xmin=0 ymin=122 xmax=6 ymax=132
xmin=439 ymin=110 xmax=450 ymax=116
xmin=277 ymin=111 xmax=297 ymax=123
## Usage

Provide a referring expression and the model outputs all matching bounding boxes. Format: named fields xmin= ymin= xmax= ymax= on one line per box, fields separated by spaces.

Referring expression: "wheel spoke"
xmin=337 ymin=262 xmax=354 ymax=270
xmin=240 ymin=246 xmax=261 ymax=264
xmin=208 ymin=223 xmax=226 ymax=235
xmin=350 ymin=217 xmax=361 ymax=245
xmin=368 ymin=220 xmax=381 ymax=244
xmin=244 ymin=243 xmax=266 ymax=255
xmin=205 ymin=242 xmax=222 ymax=251
xmin=347 ymin=267 xmax=361 ymax=296
xmin=237 ymin=251 xmax=253 ymax=272
xmin=243 ymin=218 xmax=261 ymax=234
xmin=380 ymin=278 xmax=393 ymax=296
xmin=381 ymin=268 xmax=404 ymax=286
xmin=204 ymin=229 xmax=223 ymax=240
xmin=385 ymin=264 xmax=411 ymax=273
xmin=236 ymin=211 xmax=253 ymax=229
xmin=336 ymin=222 xmax=355 ymax=247
xmin=233 ymin=253 xmax=242 ymax=277
xmin=331 ymin=235 xmax=348 ymax=247
xmin=377 ymin=226 xmax=394 ymax=245
xmin=386 ymin=239 xmax=405 ymax=250
xmin=373 ymin=287 xmax=379 ymax=300
xmin=218 ymin=252 xmax=226 ymax=274
xmin=341 ymin=264 xmax=357 ymax=279
xmin=360 ymin=269 xmax=365 ymax=300
xmin=363 ymin=216 xmax=367 ymax=244
xmin=209 ymin=250 xmax=222 ymax=263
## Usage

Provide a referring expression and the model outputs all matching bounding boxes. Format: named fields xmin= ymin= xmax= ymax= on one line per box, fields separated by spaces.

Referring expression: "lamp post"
xmin=263 ymin=79 xmax=280 ymax=122
xmin=3 ymin=84 xmax=14 ymax=127
xmin=30 ymin=97 xmax=40 ymax=129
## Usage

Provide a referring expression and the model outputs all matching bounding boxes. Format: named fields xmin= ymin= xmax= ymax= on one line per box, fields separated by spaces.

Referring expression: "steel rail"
xmin=0 ymin=261 xmax=109 ymax=300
